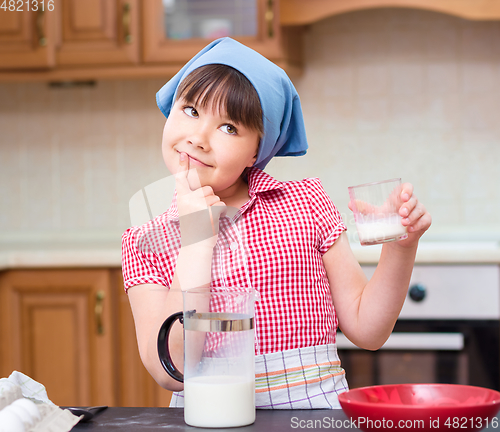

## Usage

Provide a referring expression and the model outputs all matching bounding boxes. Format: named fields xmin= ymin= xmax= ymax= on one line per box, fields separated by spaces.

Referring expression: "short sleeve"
xmin=304 ymin=178 xmax=347 ymax=255
xmin=121 ymin=220 xmax=178 ymax=292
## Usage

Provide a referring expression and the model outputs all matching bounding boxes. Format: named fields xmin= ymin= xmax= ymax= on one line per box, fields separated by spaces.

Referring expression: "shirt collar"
xmin=247 ymin=167 xmax=284 ymax=197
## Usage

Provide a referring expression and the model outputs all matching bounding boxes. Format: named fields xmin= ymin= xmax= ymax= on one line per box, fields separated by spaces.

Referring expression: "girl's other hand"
xmin=397 ymin=183 xmax=432 ymax=247
xmin=347 ymin=182 xmax=432 ymax=248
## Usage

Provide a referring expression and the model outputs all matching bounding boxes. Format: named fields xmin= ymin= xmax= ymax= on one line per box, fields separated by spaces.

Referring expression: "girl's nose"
xmin=188 ymin=123 xmax=211 ymax=150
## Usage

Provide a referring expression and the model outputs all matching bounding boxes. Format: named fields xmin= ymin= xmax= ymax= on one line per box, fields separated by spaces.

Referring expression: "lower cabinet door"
xmin=0 ymin=269 xmax=115 ymax=407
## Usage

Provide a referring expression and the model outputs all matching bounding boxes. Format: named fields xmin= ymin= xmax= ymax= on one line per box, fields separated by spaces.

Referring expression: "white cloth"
xmin=0 ymin=371 xmax=81 ymax=432
xmin=170 ymin=343 xmax=349 ymax=409
xmin=1 ymin=371 xmax=55 ymax=405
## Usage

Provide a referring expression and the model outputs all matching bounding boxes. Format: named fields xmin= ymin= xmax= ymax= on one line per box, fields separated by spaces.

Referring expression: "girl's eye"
xmin=183 ymin=106 xmax=198 ymax=118
xmin=220 ymin=124 xmax=237 ymax=135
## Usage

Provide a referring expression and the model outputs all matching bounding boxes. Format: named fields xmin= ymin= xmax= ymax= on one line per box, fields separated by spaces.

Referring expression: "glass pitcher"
xmin=158 ymin=287 xmax=255 ymax=428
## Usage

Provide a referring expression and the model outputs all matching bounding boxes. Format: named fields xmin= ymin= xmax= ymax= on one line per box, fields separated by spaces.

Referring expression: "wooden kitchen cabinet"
xmin=0 ymin=0 xmax=139 ymax=70
xmin=0 ymin=0 xmax=303 ymax=81
xmin=2 ymin=0 xmax=500 ymax=80
xmin=142 ymin=0 xmax=302 ymax=72
xmin=0 ymin=6 xmax=56 ymax=69
xmin=0 ymin=269 xmax=115 ymax=407
xmin=0 ymin=268 xmax=172 ymax=407
xmin=56 ymin=0 xmax=140 ymax=67
xmin=280 ymin=0 xmax=500 ymax=25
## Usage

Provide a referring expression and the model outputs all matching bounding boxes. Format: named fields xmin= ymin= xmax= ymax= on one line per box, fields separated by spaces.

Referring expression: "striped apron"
xmin=169 ymin=343 xmax=349 ymax=409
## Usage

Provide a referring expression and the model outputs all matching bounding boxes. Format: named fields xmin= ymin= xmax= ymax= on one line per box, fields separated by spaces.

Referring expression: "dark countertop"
xmin=71 ymin=407 xmax=500 ymax=432
xmin=71 ymin=408 xmax=354 ymax=431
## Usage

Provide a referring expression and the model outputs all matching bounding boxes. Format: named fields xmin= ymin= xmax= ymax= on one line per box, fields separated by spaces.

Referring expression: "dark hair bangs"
xmin=176 ymin=64 xmax=264 ymax=136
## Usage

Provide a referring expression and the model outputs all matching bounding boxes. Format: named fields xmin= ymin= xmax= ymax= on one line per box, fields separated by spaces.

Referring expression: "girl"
xmin=122 ymin=37 xmax=432 ymax=409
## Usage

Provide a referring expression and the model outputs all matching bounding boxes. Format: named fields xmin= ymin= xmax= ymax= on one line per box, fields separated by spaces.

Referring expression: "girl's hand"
xmin=175 ymin=152 xmax=226 ymax=247
xmin=396 ymin=183 xmax=432 ymax=248
xmin=348 ymin=182 xmax=431 ymax=248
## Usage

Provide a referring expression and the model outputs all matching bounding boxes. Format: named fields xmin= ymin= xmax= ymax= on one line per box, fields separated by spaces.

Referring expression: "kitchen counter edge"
xmin=0 ymin=242 xmax=499 ymax=270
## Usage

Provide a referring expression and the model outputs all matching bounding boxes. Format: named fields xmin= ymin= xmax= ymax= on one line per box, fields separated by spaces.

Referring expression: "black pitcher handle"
xmin=157 ymin=311 xmax=184 ymax=383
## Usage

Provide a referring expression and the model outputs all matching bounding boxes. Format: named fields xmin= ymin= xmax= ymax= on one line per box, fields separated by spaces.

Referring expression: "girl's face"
xmin=162 ymin=97 xmax=260 ymax=196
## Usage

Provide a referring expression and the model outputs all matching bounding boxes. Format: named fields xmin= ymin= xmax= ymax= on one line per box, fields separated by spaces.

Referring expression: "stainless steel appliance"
xmin=337 ymin=265 xmax=500 ymax=390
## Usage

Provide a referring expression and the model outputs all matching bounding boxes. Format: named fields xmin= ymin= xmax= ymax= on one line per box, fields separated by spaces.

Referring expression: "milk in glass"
xmin=356 ymin=215 xmax=407 ymax=245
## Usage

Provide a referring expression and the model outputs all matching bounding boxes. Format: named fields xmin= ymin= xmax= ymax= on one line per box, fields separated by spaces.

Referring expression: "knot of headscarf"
xmin=156 ymin=37 xmax=308 ymax=170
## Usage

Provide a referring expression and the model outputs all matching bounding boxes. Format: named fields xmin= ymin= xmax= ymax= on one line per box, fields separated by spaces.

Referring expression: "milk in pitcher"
xmin=184 ymin=375 xmax=255 ymax=428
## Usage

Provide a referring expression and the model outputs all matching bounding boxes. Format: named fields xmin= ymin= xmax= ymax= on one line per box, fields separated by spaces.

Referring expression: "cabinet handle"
xmin=95 ymin=290 xmax=105 ymax=335
xmin=122 ymin=2 xmax=133 ymax=44
xmin=37 ymin=9 xmax=47 ymax=46
xmin=265 ymin=0 xmax=274 ymax=38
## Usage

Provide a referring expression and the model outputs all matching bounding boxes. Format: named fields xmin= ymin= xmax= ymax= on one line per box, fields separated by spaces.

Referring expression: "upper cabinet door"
xmin=0 ymin=6 xmax=56 ymax=69
xmin=142 ymin=0 xmax=283 ymax=65
xmin=56 ymin=0 xmax=140 ymax=66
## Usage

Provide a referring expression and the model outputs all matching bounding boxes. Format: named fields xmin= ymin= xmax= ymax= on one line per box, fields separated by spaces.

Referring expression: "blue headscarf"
xmin=156 ymin=37 xmax=308 ymax=170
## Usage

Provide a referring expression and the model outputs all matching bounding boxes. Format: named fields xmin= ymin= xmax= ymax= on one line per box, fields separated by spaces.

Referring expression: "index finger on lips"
xmin=174 ymin=152 xmax=191 ymax=194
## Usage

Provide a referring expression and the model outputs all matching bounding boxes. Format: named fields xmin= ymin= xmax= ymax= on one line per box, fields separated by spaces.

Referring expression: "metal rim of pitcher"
xmin=183 ymin=310 xmax=254 ymax=332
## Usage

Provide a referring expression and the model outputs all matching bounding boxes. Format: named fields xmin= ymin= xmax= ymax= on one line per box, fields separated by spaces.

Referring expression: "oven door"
xmin=342 ymin=264 xmax=500 ymax=390
xmin=337 ymin=319 xmax=500 ymax=390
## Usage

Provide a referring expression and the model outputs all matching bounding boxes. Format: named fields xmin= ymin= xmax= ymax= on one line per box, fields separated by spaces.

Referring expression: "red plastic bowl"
xmin=338 ymin=384 xmax=500 ymax=432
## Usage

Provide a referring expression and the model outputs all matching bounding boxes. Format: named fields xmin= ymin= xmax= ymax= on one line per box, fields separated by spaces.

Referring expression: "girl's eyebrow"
xmin=220 ymin=113 xmax=237 ymax=124
xmin=209 ymin=106 xmax=240 ymax=125
xmin=180 ymin=97 xmax=243 ymax=127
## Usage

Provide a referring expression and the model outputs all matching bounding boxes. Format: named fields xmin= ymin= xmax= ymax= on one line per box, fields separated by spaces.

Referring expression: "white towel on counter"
xmin=0 ymin=371 xmax=81 ymax=432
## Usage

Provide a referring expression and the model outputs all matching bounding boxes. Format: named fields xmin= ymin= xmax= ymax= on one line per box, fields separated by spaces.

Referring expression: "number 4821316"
xmin=1 ymin=0 xmax=55 ymax=11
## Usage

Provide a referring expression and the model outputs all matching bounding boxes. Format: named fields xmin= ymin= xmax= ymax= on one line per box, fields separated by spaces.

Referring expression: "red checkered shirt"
xmin=121 ymin=167 xmax=347 ymax=355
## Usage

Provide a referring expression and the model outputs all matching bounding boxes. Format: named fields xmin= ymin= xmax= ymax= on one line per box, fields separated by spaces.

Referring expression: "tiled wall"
xmin=1 ymin=8 xmax=499 ymax=245
xmin=0 ymin=79 xmax=168 ymax=244
xmin=268 ymin=8 xmax=500 ymax=240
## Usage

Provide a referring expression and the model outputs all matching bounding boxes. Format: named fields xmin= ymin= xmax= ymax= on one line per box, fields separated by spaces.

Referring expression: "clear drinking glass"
xmin=348 ymin=178 xmax=408 ymax=246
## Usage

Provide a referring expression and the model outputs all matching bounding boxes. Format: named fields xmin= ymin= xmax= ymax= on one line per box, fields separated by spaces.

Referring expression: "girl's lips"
xmin=182 ymin=152 xmax=212 ymax=167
